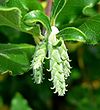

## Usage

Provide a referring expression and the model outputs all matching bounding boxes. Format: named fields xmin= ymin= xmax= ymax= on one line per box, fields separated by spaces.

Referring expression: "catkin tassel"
xmin=31 ymin=41 xmax=47 ymax=84
xmin=48 ymin=26 xmax=71 ymax=96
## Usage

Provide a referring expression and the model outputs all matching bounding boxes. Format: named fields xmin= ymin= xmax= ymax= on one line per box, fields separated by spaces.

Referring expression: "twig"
xmin=45 ymin=0 xmax=53 ymax=16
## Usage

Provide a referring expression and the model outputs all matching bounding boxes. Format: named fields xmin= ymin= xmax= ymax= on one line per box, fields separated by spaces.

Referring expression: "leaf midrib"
xmin=0 ymin=52 xmax=29 ymax=66
xmin=0 ymin=45 xmax=34 ymax=52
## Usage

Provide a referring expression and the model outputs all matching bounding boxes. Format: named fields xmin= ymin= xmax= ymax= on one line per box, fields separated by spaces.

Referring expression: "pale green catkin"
xmin=58 ymin=38 xmax=71 ymax=79
xmin=31 ymin=41 xmax=47 ymax=84
xmin=48 ymin=26 xmax=71 ymax=96
xmin=31 ymin=26 xmax=71 ymax=96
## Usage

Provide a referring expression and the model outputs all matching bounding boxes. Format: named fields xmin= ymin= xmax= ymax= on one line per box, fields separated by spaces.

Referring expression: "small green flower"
xmin=31 ymin=41 xmax=47 ymax=84
xmin=58 ymin=38 xmax=71 ymax=79
xmin=31 ymin=26 xmax=71 ymax=96
xmin=48 ymin=26 xmax=71 ymax=96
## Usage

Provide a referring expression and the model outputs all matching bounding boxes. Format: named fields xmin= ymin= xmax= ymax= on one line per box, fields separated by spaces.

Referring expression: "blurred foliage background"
xmin=0 ymin=0 xmax=100 ymax=110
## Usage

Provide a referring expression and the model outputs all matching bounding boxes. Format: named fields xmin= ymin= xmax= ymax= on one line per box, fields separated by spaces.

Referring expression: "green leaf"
xmin=0 ymin=0 xmax=8 ymax=4
xmin=56 ymin=0 xmax=99 ymax=27
xmin=23 ymin=10 xmax=51 ymax=32
xmin=5 ymin=0 xmax=43 ymax=15
xmin=57 ymin=15 xmax=100 ymax=45
xmin=51 ymin=0 xmax=66 ymax=25
xmin=57 ymin=27 xmax=86 ymax=42
xmin=22 ymin=0 xmax=43 ymax=11
xmin=11 ymin=93 xmax=32 ymax=110
xmin=0 ymin=26 xmax=21 ymax=42
xmin=0 ymin=7 xmax=21 ymax=30
xmin=79 ymin=14 xmax=100 ymax=44
xmin=0 ymin=44 xmax=35 ymax=75
xmin=82 ymin=4 xmax=98 ymax=16
xmin=5 ymin=0 xmax=28 ymax=15
xmin=0 ymin=7 xmax=33 ymax=33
